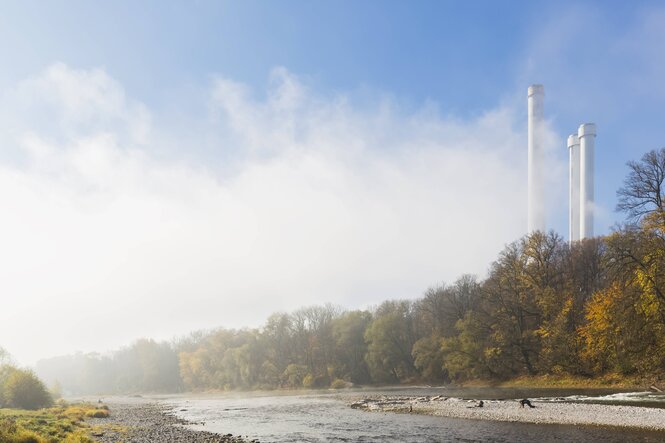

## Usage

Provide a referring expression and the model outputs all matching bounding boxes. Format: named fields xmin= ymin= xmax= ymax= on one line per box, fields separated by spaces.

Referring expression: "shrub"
xmin=3 ymin=369 xmax=53 ymax=410
xmin=63 ymin=434 xmax=94 ymax=443
xmin=281 ymin=364 xmax=308 ymax=388
xmin=9 ymin=430 xmax=46 ymax=443
xmin=302 ymin=374 xmax=314 ymax=388
xmin=85 ymin=409 xmax=110 ymax=418
xmin=302 ymin=373 xmax=330 ymax=389
xmin=0 ymin=364 xmax=18 ymax=407
xmin=0 ymin=421 xmax=47 ymax=443
xmin=330 ymin=378 xmax=348 ymax=389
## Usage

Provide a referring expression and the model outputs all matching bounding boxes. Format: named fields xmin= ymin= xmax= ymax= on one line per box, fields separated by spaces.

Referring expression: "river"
xmin=162 ymin=387 xmax=665 ymax=442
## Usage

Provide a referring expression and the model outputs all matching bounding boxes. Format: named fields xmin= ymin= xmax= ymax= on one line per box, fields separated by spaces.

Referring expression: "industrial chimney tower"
xmin=527 ymin=85 xmax=545 ymax=233
xmin=578 ymin=123 xmax=596 ymax=239
xmin=567 ymin=134 xmax=580 ymax=242
xmin=527 ymin=84 xmax=596 ymax=241
xmin=567 ymin=123 xmax=596 ymax=241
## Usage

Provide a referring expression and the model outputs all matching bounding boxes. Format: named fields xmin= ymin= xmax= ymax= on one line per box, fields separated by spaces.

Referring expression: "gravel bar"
xmin=351 ymin=395 xmax=665 ymax=431
xmin=86 ymin=398 xmax=258 ymax=443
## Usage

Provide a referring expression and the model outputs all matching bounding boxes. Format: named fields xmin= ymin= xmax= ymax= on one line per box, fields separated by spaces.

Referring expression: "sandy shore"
xmin=85 ymin=397 xmax=257 ymax=443
xmin=351 ymin=395 xmax=665 ymax=431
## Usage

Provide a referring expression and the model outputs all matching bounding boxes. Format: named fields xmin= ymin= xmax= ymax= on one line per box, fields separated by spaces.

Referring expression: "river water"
xmin=164 ymin=387 xmax=665 ymax=442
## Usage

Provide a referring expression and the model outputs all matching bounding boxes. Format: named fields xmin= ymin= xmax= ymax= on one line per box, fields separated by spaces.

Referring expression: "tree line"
xmin=34 ymin=148 xmax=665 ymax=394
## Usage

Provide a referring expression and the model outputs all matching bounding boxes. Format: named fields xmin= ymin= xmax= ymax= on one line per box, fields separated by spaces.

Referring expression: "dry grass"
xmin=0 ymin=403 xmax=113 ymax=443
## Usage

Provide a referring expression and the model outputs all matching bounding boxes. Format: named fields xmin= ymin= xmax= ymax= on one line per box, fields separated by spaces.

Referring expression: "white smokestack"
xmin=578 ymin=123 xmax=596 ymax=239
xmin=527 ymin=84 xmax=545 ymax=234
xmin=568 ymin=134 xmax=581 ymax=242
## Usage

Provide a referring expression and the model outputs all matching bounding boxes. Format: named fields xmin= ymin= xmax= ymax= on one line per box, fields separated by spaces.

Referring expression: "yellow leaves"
xmin=536 ymin=297 xmax=573 ymax=340
xmin=584 ymin=288 xmax=615 ymax=332
xmin=578 ymin=283 xmax=625 ymax=372
xmin=630 ymin=234 xmax=665 ymax=321
xmin=641 ymin=210 xmax=665 ymax=234
xmin=580 ymin=273 xmax=665 ymax=375
xmin=483 ymin=347 xmax=502 ymax=360
xmin=636 ymin=287 xmax=660 ymax=318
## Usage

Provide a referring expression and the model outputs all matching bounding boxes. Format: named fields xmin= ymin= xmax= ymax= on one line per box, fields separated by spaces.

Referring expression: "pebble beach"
xmin=351 ymin=395 xmax=665 ymax=431
xmin=86 ymin=398 xmax=257 ymax=443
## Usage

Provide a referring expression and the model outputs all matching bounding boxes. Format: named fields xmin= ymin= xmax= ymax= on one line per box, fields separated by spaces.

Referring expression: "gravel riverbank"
xmin=351 ymin=395 xmax=665 ymax=431
xmin=86 ymin=398 xmax=258 ymax=443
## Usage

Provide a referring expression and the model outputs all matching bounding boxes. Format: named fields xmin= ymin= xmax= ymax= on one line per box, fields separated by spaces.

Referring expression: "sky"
xmin=1 ymin=0 xmax=665 ymax=365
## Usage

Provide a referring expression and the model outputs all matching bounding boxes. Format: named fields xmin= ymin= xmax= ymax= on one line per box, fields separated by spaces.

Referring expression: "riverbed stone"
xmin=87 ymin=400 xmax=253 ymax=443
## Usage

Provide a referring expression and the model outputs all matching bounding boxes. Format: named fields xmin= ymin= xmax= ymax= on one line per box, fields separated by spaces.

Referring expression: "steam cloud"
xmin=0 ymin=64 xmax=561 ymax=364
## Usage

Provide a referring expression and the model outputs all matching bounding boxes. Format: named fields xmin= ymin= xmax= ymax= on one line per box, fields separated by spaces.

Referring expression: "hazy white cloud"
xmin=0 ymin=64 xmax=558 ymax=364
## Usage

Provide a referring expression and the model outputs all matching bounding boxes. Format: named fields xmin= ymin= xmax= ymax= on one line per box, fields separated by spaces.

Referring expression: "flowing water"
xmin=539 ymin=390 xmax=665 ymax=408
xmin=164 ymin=387 xmax=665 ymax=442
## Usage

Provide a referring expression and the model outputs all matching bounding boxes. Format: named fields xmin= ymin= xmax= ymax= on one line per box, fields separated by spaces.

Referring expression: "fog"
xmin=0 ymin=64 xmax=562 ymax=365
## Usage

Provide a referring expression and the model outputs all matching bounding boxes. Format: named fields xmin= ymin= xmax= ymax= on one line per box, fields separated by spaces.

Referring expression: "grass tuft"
xmin=85 ymin=409 xmax=110 ymax=418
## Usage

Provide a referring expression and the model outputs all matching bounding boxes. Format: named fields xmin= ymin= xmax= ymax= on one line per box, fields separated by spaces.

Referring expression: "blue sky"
xmin=3 ymin=1 xmax=530 ymax=107
xmin=0 ymin=2 xmax=569 ymax=112
xmin=3 ymin=0 xmax=663 ymax=232
xmin=2 ymin=1 xmax=665 ymax=362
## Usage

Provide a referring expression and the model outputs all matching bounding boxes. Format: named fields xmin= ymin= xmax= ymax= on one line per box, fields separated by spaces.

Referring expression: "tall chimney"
xmin=579 ymin=123 xmax=596 ymax=239
xmin=568 ymin=134 xmax=581 ymax=242
xmin=527 ymin=84 xmax=545 ymax=234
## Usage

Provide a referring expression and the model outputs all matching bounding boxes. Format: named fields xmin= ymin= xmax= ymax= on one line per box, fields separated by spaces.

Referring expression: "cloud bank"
xmin=0 ymin=64 xmax=559 ymax=364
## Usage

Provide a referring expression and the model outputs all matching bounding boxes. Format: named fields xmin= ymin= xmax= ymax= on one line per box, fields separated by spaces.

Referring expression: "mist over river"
xmin=161 ymin=387 xmax=665 ymax=442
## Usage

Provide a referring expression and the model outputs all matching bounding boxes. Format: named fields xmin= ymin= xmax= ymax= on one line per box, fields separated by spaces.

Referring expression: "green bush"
xmin=0 ymin=364 xmax=17 ymax=407
xmin=2 ymin=369 xmax=53 ymax=410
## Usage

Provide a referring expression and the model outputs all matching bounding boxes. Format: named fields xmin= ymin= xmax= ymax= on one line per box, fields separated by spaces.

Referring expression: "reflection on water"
xmin=164 ymin=387 xmax=665 ymax=443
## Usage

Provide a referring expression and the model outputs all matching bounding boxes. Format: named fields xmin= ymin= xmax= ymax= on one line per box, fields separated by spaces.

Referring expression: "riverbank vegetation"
xmin=0 ymin=359 xmax=53 ymax=410
xmin=0 ymin=403 xmax=108 ymax=443
xmin=33 ymin=148 xmax=665 ymax=393
xmin=0 ymin=353 xmax=103 ymax=441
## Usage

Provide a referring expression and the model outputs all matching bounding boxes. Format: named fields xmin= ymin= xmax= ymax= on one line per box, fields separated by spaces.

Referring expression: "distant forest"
xmin=36 ymin=148 xmax=665 ymax=394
